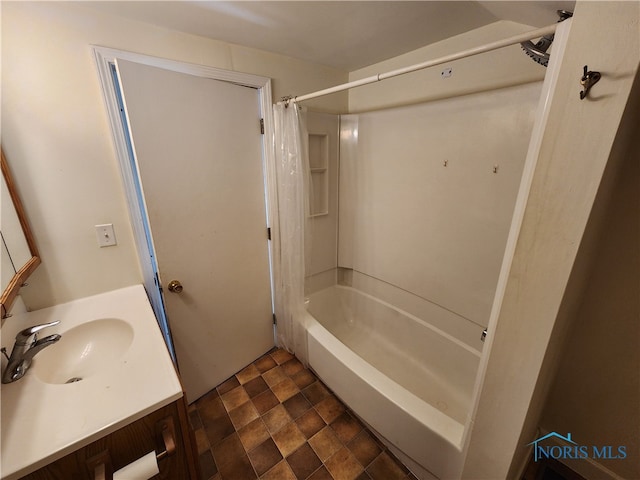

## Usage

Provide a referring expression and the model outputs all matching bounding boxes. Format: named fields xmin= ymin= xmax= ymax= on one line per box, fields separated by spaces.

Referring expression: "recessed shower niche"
xmin=308 ymin=133 xmax=329 ymax=217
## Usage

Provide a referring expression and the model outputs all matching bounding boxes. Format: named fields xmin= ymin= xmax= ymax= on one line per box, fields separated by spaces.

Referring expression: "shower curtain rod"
xmin=288 ymin=23 xmax=558 ymax=104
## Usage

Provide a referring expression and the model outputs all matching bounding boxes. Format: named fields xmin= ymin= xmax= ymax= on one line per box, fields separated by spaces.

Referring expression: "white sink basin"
xmin=32 ymin=318 xmax=134 ymax=384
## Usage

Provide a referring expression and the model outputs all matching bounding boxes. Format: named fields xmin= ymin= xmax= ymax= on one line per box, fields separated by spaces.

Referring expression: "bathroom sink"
xmin=32 ymin=318 xmax=134 ymax=384
xmin=1 ymin=285 xmax=183 ymax=480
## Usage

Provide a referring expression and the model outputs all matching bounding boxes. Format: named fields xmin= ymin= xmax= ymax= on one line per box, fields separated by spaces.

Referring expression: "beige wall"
xmin=538 ymin=89 xmax=640 ymax=480
xmin=348 ymin=20 xmax=546 ymax=113
xmin=1 ymin=2 xmax=347 ymax=310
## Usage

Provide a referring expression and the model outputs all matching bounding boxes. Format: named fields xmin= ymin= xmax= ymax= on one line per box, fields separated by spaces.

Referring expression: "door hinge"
xmin=267 ymin=227 xmax=271 ymax=240
xmin=260 ymin=118 xmax=265 ymax=134
xmin=273 ymin=314 xmax=277 ymax=325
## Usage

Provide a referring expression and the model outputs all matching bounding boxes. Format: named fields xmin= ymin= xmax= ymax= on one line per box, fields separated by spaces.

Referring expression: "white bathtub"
xmin=305 ymin=285 xmax=481 ymax=479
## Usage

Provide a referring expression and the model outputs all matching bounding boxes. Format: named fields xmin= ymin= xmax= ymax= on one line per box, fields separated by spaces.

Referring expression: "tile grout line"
xmin=194 ymin=348 xmax=414 ymax=480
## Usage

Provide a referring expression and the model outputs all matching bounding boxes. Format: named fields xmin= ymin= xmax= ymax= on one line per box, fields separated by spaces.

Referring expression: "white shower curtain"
xmin=272 ymin=101 xmax=310 ymax=364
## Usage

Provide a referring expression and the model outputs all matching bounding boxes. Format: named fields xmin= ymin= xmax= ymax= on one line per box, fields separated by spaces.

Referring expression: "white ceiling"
xmin=87 ymin=1 xmax=576 ymax=71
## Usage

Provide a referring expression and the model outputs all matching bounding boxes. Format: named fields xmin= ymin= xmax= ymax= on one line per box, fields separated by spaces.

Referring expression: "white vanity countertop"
xmin=0 ymin=285 xmax=183 ymax=479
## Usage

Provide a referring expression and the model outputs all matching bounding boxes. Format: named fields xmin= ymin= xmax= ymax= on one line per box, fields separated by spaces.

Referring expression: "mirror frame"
xmin=1 ymin=148 xmax=41 ymax=318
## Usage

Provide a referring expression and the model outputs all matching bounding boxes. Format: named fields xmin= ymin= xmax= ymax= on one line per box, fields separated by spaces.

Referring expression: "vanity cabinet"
xmin=19 ymin=397 xmax=199 ymax=480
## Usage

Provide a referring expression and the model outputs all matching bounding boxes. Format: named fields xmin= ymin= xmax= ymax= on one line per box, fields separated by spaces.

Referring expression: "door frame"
xmin=92 ymin=46 xmax=279 ymax=358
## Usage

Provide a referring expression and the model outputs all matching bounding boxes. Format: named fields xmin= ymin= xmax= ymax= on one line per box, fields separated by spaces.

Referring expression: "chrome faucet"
xmin=1 ymin=321 xmax=61 ymax=383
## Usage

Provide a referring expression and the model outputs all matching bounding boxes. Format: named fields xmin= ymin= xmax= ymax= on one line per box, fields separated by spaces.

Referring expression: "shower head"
xmin=521 ymin=10 xmax=573 ymax=67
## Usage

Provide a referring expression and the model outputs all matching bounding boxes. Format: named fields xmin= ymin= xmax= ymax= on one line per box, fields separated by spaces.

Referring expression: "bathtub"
xmin=304 ymin=285 xmax=481 ymax=479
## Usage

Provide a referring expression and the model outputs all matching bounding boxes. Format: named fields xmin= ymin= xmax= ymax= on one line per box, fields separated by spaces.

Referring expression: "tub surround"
xmin=338 ymin=82 xmax=541 ymax=327
xmin=305 ymin=285 xmax=480 ymax=479
xmin=341 ymin=269 xmax=485 ymax=352
xmin=308 ymin=286 xmax=479 ymax=424
xmin=0 ymin=285 xmax=183 ymax=479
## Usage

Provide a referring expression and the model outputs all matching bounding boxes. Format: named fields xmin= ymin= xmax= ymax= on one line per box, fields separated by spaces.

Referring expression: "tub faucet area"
xmin=1 ymin=321 xmax=61 ymax=384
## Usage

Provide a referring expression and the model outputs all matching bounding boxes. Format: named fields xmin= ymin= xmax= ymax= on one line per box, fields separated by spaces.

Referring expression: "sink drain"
xmin=65 ymin=377 xmax=83 ymax=384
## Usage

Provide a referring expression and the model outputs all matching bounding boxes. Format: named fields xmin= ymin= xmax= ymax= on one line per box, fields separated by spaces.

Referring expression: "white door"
xmin=115 ymin=59 xmax=274 ymax=403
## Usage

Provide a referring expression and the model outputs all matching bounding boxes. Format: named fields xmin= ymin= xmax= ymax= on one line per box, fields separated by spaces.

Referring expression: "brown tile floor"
xmin=189 ymin=348 xmax=417 ymax=480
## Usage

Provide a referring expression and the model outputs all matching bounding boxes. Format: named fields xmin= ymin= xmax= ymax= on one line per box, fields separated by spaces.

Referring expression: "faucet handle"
xmin=15 ymin=321 xmax=60 ymax=345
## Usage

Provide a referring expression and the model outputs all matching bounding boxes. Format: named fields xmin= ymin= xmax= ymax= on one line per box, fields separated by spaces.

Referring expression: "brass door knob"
xmin=167 ymin=280 xmax=183 ymax=293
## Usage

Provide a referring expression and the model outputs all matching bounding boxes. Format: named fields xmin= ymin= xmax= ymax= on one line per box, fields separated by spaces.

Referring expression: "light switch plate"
xmin=95 ymin=224 xmax=117 ymax=247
